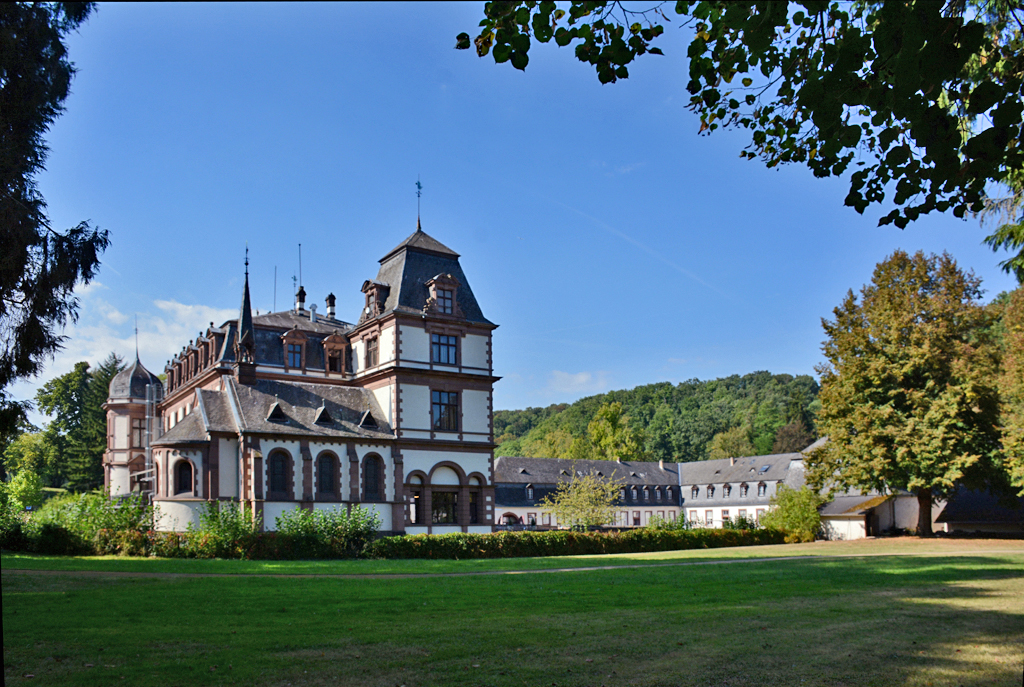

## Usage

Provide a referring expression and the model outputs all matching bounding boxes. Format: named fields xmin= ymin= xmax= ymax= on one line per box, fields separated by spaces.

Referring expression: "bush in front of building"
xmin=273 ymin=506 xmax=382 ymax=559
xmin=366 ymin=527 xmax=785 ymax=560
xmin=17 ymin=490 xmax=152 ymax=555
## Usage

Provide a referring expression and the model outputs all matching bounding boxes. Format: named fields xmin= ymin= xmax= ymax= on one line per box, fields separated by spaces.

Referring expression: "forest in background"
xmin=494 ymin=371 xmax=821 ymax=463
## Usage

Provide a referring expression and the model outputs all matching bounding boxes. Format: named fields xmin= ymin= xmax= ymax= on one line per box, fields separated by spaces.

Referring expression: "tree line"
xmin=494 ymin=371 xmax=821 ymax=463
xmin=1 ymin=353 xmax=124 ymax=494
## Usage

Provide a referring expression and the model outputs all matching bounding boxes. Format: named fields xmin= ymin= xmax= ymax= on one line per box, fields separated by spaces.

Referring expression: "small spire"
xmin=134 ymin=314 xmax=140 ymax=360
xmin=415 ymin=177 xmax=423 ymax=226
xmin=236 ymin=246 xmax=255 ymax=364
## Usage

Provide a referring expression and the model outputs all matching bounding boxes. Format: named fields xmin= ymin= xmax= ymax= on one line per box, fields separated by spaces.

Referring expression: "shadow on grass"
xmin=3 ymin=554 xmax=1023 ymax=687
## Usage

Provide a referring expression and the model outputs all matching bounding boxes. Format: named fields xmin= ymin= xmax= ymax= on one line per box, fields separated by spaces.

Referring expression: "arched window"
xmin=654 ymin=487 xmax=662 ymax=501
xmin=643 ymin=487 xmax=650 ymax=501
xmin=691 ymin=485 xmax=699 ymax=499
xmin=724 ymin=484 xmax=732 ymax=498
xmin=525 ymin=484 xmax=534 ymax=500
xmin=707 ymin=485 xmax=715 ymax=499
xmin=363 ymin=454 xmax=384 ymax=502
xmin=318 ymin=454 xmax=336 ymax=496
xmin=757 ymin=482 xmax=767 ymax=497
xmin=268 ymin=451 xmax=289 ymax=497
xmin=631 ymin=487 xmax=638 ymax=500
xmin=740 ymin=483 xmax=749 ymax=497
xmin=666 ymin=486 xmax=673 ymax=500
xmin=174 ymin=460 xmax=193 ymax=495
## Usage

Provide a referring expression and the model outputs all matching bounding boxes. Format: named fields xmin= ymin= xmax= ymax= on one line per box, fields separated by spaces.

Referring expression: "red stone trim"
xmin=300 ymin=440 xmax=313 ymax=501
xmin=347 ymin=443 xmax=360 ymax=502
xmin=208 ymin=438 xmax=220 ymax=500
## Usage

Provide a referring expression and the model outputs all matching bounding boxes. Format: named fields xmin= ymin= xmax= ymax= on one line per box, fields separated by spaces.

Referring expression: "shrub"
xmin=274 ymin=505 xmax=382 ymax=559
xmin=761 ymin=485 xmax=823 ymax=543
xmin=28 ymin=490 xmax=153 ymax=554
xmin=183 ymin=501 xmax=262 ymax=559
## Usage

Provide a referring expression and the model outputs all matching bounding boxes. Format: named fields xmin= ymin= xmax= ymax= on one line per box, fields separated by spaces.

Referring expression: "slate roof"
xmin=224 ymin=377 xmax=393 ymax=440
xmin=935 ymin=487 xmax=1024 ymax=525
xmin=494 ymin=456 xmax=679 ymax=485
xmin=108 ymin=357 xmax=163 ymax=400
xmin=250 ymin=311 xmax=353 ymax=333
xmin=373 ymin=226 xmax=492 ymax=325
xmin=819 ymin=494 xmax=891 ymax=517
xmin=677 ymin=454 xmax=804 ymax=487
xmin=152 ymin=409 xmax=207 ymax=445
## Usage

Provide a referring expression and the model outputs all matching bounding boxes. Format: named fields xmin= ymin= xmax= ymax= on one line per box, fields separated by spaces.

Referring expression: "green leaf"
xmin=967 ymin=81 xmax=1003 ymax=115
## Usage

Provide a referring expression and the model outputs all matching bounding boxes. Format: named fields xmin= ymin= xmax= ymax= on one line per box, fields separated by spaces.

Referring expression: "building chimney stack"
xmin=730 ymin=456 xmax=736 ymax=466
xmin=326 ymin=293 xmax=336 ymax=320
xmin=659 ymin=459 xmax=664 ymax=470
xmin=309 ymin=303 xmax=317 ymax=323
xmin=295 ymin=286 xmax=306 ymax=313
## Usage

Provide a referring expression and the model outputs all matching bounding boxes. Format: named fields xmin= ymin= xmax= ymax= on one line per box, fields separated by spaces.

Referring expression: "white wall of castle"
xmin=398 ymin=325 xmax=429 ymax=364
xmin=462 ymin=390 xmax=490 ymax=439
xmin=462 ymin=334 xmax=488 ymax=370
xmin=219 ymin=437 xmax=239 ymax=498
xmin=371 ymin=384 xmax=394 ymax=427
xmin=380 ymin=324 xmax=396 ymax=364
xmin=403 ymin=449 xmax=490 ymax=483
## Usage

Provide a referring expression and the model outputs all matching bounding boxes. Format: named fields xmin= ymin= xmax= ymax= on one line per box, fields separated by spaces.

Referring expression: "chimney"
xmin=659 ymin=459 xmax=664 ymax=470
xmin=309 ymin=303 xmax=317 ymax=323
xmin=326 ymin=293 xmax=336 ymax=320
xmin=295 ymin=286 xmax=306 ymax=313
xmin=730 ymin=456 xmax=736 ymax=466
xmin=615 ymin=456 xmax=620 ymax=463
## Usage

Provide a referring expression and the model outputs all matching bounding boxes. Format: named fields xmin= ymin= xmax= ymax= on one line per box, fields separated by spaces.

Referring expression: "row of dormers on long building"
xmin=492 ymin=450 xmax=814 ymax=529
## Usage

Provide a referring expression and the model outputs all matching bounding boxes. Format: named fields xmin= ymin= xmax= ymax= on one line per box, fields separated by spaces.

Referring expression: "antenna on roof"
xmin=134 ymin=314 xmax=139 ymax=360
xmin=298 ymin=243 xmax=302 ymax=288
xmin=244 ymin=243 xmax=249 ymax=277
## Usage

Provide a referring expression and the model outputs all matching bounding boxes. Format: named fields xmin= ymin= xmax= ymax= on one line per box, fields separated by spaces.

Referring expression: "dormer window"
xmin=438 ymin=289 xmax=454 ymax=314
xmin=281 ymin=327 xmax=308 ymax=372
xmin=288 ymin=344 xmax=302 ymax=368
xmin=322 ymin=331 xmax=348 ymax=375
xmin=360 ymin=280 xmax=390 ymax=323
xmin=424 ymin=274 xmax=462 ymax=318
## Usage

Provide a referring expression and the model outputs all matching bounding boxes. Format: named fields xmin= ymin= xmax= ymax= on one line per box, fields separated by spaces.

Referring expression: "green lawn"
xmin=3 ymin=540 xmax=1023 ymax=686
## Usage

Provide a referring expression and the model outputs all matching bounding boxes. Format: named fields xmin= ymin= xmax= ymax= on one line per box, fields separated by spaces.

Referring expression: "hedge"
xmin=365 ymin=527 xmax=785 ymax=560
xmin=2 ymin=525 xmax=784 ymax=560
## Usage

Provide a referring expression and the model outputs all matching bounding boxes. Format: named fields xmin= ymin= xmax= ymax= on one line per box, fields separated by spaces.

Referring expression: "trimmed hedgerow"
xmin=366 ymin=527 xmax=785 ymax=560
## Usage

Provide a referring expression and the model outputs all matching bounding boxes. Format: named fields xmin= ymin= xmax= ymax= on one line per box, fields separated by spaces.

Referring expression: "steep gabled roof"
xmin=379 ymin=224 xmax=460 ymax=263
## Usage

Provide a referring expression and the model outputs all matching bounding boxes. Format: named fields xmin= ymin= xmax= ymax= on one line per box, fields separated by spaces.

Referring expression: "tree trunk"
xmin=916 ymin=487 xmax=933 ymax=537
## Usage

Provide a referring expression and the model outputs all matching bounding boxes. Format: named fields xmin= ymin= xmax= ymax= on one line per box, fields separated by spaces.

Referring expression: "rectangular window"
xmin=668 ymin=511 xmax=677 ymax=522
xmin=131 ymin=418 xmax=144 ymax=448
xmin=645 ymin=510 xmax=652 ymax=524
xmin=432 ymin=491 xmax=457 ymax=524
xmin=431 ymin=390 xmax=459 ymax=432
xmin=632 ymin=511 xmax=640 ymax=526
xmin=738 ymin=509 xmax=747 ymax=519
xmin=756 ymin=508 xmax=766 ymax=521
xmin=431 ymin=334 xmax=457 ymax=365
xmin=689 ymin=510 xmax=698 ymax=523
xmin=527 ymin=512 xmax=537 ymax=526
xmin=543 ymin=512 xmax=551 ymax=526
xmin=365 ymin=338 xmax=378 ymax=368
xmin=288 ymin=343 xmax=302 ymax=368
xmin=657 ymin=510 xmax=665 ymax=520
xmin=470 ymin=492 xmax=479 ymax=524
xmin=410 ymin=490 xmax=422 ymax=524
xmin=438 ymin=289 xmax=454 ymax=314
xmin=722 ymin=509 xmax=730 ymax=523
xmin=705 ymin=509 xmax=714 ymax=525
xmin=327 ymin=352 xmax=342 ymax=372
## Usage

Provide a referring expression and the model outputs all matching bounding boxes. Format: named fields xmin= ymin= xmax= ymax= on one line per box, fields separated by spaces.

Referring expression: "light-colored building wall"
xmin=400 ymin=384 xmax=431 ymax=431
xmin=260 ymin=439 xmax=302 ymax=500
xmin=403 ymin=449 xmax=490 ymax=482
xmin=399 ymin=324 xmax=429 ymax=362
xmin=371 ymin=383 xmax=394 ymax=426
xmin=351 ymin=340 xmax=365 ymax=373
xmin=462 ymin=390 xmax=490 ymax=436
xmin=263 ymin=501 xmax=298 ymax=530
xmin=155 ymin=500 xmax=203 ymax=531
xmin=218 ymin=437 xmax=239 ymax=498
xmin=462 ymin=334 xmax=488 ymax=370
xmin=380 ymin=324 xmax=396 ymax=364
xmin=109 ymin=465 xmax=131 ymax=496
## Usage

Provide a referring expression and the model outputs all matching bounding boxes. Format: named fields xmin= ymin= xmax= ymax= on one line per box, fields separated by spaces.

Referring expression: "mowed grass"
xmin=2 ymin=542 xmax=1023 ymax=687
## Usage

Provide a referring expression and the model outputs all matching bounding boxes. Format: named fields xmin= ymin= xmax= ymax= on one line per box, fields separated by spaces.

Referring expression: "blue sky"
xmin=14 ymin=2 xmax=1020 ymax=421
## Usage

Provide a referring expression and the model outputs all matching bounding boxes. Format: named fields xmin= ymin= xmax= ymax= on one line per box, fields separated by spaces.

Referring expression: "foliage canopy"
xmin=459 ymin=1 xmax=1024 ymax=241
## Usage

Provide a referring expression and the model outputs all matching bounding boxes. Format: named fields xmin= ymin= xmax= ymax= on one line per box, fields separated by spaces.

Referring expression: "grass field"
xmin=3 ymin=538 xmax=1023 ymax=686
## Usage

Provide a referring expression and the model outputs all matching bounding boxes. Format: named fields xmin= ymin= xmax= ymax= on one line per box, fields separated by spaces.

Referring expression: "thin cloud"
xmin=545 ymin=369 xmax=610 ymax=396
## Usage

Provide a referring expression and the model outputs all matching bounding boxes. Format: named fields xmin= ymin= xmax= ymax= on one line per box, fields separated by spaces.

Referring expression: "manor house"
xmin=102 ymin=224 xmax=499 ymax=533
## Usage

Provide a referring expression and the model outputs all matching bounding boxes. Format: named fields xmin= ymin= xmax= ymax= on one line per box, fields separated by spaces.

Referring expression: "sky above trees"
xmin=13 ymin=2 xmax=1021 ymax=421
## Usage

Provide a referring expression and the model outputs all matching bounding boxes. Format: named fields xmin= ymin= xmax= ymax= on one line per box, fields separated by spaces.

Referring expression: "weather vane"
xmin=244 ymin=243 xmax=249 ymax=276
xmin=416 ymin=177 xmax=423 ymax=219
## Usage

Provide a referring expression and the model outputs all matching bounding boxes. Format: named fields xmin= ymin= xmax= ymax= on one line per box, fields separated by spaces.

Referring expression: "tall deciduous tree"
xmin=809 ymin=250 xmax=1002 ymax=536
xmin=459 ymin=1 xmax=1023 ymax=234
xmin=0 ymin=2 xmax=107 ymax=438
xmin=707 ymin=425 xmax=754 ymax=460
xmin=998 ymin=287 xmax=1024 ymax=493
xmin=587 ymin=402 xmax=649 ymax=461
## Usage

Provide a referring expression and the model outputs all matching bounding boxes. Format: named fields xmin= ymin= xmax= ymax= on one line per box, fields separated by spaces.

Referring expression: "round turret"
xmin=108 ymin=357 xmax=163 ymax=400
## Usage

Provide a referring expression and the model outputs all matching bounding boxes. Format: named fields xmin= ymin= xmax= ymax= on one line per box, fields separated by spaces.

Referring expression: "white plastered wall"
xmin=166 ymin=449 xmax=204 ymax=498
xmin=113 ymin=415 xmax=128 ymax=449
xmin=821 ymin=517 xmax=867 ymax=541
xmin=462 ymin=334 xmax=488 ymax=369
xmin=263 ymin=502 xmax=299 ymax=530
xmin=401 ymin=384 xmax=431 ymax=431
xmin=218 ymin=437 xmax=239 ymax=498
xmin=399 ymin=325 xmax=430 ymax=362
xmin=380 ymin=324 xmax=396 ymax=364
xmin=371 ymin=384 xmax=394 ymax=426
xmin=352 ymin=340 xmax=365 ymax=373
xmin=155 ymin=500 xmax=203 ymax=531
xmin=462 ymin=390 xmax=490 ymax=437
xmin=403 ymin=449 xmax=490 ymax=484
xmin=109 ymin=465 xmax=131 ymax=496
xmin=354 ymin=444 xmax=393 ymax=501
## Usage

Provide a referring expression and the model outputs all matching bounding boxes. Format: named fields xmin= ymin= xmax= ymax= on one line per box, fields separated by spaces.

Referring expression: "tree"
xmin=808 ymin=250 xmax=1002 ymax=536
xmin=998 ymin=287 xmax=1024 ymax=494
xmin=760 ymin=485 xmax=823 ymax=543
xmin=2 ymin=431 xmax=60 ymax=486
xmin=707 ymin=425 xmax=754 ymax=460
xmin=459 ymin=2 xmax=1024 ymax=232
xmin=771 ymin=421 xmax=814 ymax=454
xmin=537 ymin=466 xmax=624 ymax=529
xmin=1 ymin=2 xmax=108 ymax=439
xmin=587 ymin=402 xmax=649 ymax=461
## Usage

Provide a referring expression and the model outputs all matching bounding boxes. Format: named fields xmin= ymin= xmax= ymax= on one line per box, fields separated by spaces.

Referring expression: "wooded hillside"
xmin=495 ymin=372 xmax=820 ymax=463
